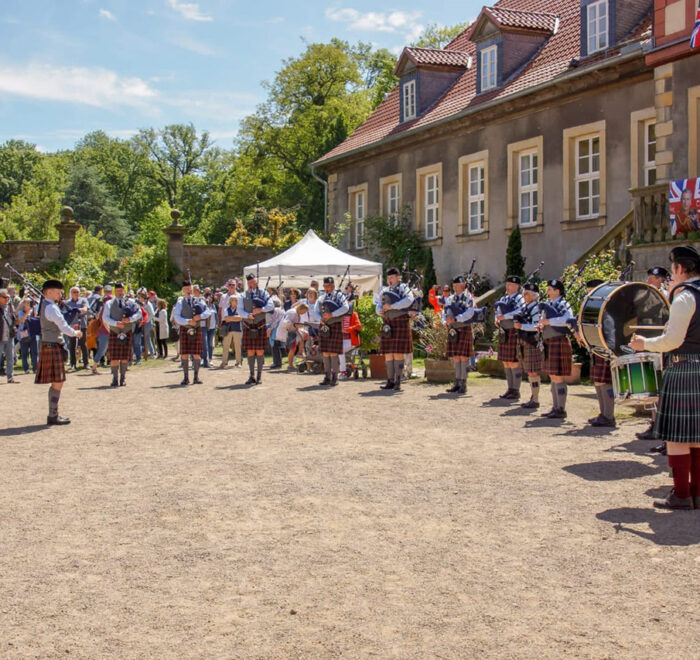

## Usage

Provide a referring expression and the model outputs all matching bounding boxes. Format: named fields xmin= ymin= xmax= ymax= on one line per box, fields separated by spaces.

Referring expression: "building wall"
xmin=331 ymin=75 xmax=655 ymax=285
xmin=666 ymin=55 xmax=700 ymax=180
xmin=182 ymin=245 xmax=274 ymax=286
xmin=0 ymin=240 xmax=60 ymax=274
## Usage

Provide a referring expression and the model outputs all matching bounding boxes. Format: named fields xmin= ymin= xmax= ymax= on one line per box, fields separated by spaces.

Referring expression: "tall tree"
xmin=411 ymin=22 xmax=470 ymax=49
xmin=0 ymin=140 xmax=42 ymax=207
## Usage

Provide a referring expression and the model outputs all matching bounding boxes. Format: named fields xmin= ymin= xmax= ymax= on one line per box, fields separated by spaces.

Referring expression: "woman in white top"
xmin=156 ymin=299 xmax=170 ymax=358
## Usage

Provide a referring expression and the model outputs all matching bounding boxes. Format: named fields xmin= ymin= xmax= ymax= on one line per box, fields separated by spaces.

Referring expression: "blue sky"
xmin=0 ymin=0 xmax=482 ymax=152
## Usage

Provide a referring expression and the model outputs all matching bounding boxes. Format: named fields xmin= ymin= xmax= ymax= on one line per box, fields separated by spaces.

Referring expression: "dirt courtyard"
xmin=1 ymin=360 xmax=699 ymax=658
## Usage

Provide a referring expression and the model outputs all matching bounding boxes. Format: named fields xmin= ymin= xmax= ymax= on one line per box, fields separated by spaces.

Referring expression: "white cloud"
xmin=0 ymin=61 xmax=158 ymax=109
xmin=99 ymin=9 xmax=116 ymax=21
xmin=325 ymin=7 xmax=424 ymax=40
xmin=166 ymin=0 xmax=212 ymax=22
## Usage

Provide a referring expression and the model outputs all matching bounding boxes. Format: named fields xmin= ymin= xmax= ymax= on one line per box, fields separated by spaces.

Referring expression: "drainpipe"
xmin=310 ymin=163 xmax=328 ymax=234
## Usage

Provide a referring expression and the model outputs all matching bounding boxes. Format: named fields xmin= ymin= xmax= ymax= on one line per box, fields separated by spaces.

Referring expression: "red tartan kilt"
xmin=519 ymin=341 xmax=544 ymax=373
xmin=544 ymin=336 xmax=573 ymax=376
xmin=108 ymin=331 xmax=133 ymax=362
xmin=380 ymin=315 xmax=413 ymax=354
xmin=179 ymin=326 xmax=203 ymax=355
xmin=35 ymin=342 xmax=66 ymax=384
xmin=591 ymin=353 xmax=612 ymax=384
xmin=241 ymin=322 xmax=267 ymax=352
xmin=319 ymin=321 xmax=343 ymax=354
xmin=446 ymin=324 xmax=474 ymax=358
xmin=498 ymin=328 xmax=519 ymax=363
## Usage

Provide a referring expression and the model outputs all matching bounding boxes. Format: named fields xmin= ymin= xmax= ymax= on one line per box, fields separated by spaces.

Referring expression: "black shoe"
xmin=380 ymin=379 xmax=394 ymax=390
xmin=47 ymin=415 xmax=70 ymax=425
xmin=245 ymin=376 xmax=256 ymax=385
xmin=521 ymin=399 xmax=539 ymax=409
xmin=588 ymin=415 xmax=603 ymax=425
xmin=540 ymin=408 xmax=556 ymax=417
xmin=499 ymin=389 xmax=512 ymax=399
xmin=392 ymin=379 xmax=401 ymax=391
xmin=458 ymin=380 xmax=467 ymax=395
xmin=193 ymin=377 xmax=203 ymax=384
xmin=653 ymin=490 xmax=693 ymax=510
xmin=508 ymin=390 xmax=521 ymax=400
xmin=256 ymin=375 xmax=262 ymax=385
xmin=650 ymin=443 xmax=666 ymax=454
xmin=636 ymin=425 xmax=657 ymax=441
xmin=110 ymin=378 xmax=118 ymax=388
xmin=119 ymin=377 xmax=126 ymax=387
xmin=693 ymin=495 xmax=700 ymax=510
xmin=180 ymin=377 xmax=190 ymax=385
xmin=547 ymin=408 xmax=567 ymax=419
xmin=446 ymin=382 xmax=460 ymax=393
xmin=591 ymin=416 xmax=616 ymax=428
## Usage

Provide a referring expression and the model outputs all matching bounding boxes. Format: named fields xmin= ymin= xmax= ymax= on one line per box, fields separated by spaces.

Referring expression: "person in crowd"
xmin=339 ymin=302 xmax=361 ymax=379
xmin=156 ymin=299 xmax=170 ymax=359
xmin=90 ymin=289 xmax=112 ymax=374
xmin=17 ymin=297 xmax=39 ymax=374
xmin=64 ymin=286 xmax=89 ymax=371
xmin=0 ymin=288 xmax=19 ymax=383
xmin=219 ymin=292 xmax=242 ymax=368
xmin=204 ymin=294 xmax=218 ymax=367
xmin=267 ymin=298 xmax=285 ymax=369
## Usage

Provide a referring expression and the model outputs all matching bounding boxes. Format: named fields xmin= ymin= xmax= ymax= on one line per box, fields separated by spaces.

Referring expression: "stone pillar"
xmin=163 ymin=209 xmax=186 ymax=280
xmin=57 ymin=206 xmax=80 ymax=260
xmin=653 ymin=63 xmax=674 ymax=184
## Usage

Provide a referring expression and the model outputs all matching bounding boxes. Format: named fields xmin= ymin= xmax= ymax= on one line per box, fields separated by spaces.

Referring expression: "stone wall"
xmin=182 ymin=244 xmax=275 ymax=285
xmin=0 ymin=240 xmax=60 ymax=274
xmin=629 ymin=239 xmax=700 ymax=279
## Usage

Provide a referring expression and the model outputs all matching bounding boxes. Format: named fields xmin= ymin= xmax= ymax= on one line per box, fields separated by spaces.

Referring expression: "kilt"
xmin=179 ymin=326 xmax=203 ymax=355
xmin=590 ymin=353 xmax=612 ymax=384
xmin=35 ymin=342 xmax=66 ymax=384
xmin=319 ymin=321 xmax=343 ymax=354
xmin=241 ymin=321 xmax=267 ymax=353
xmin=446 ymin=325 xmax=474 ymax=358
xmin=518 ymin=341 xmax=544 ymax=373
xmin=380 ymin=315 xmax=413 ymax=354
xmin=654 ymin=355 xmax=700 ymax=443
xmin=498 ymin=328 xmax=519 ymax=363
xmin=544 ymin=335 xmax=573 ymax=377
xmin=108 ymin=331 xmax=133 ymax=362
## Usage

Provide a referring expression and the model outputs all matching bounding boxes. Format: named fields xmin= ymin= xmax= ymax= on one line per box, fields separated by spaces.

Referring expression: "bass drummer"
xmin=629 ymin=246 xmax=700 ymax=510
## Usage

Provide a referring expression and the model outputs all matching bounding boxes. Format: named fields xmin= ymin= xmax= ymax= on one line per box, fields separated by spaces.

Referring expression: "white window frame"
xmin=518 ymin=150 xmax=539 ymax=227
xmin=468 ymin=163 xmax=486 ymax=233
xmin=575 ymin=135 xmax=601 ymax=220
xmin=643 ymin=119 xmax=657 ymax=186
xmin=424 ymin=173 xmax=439 ymax=240
xmin=387 ymin=182 xmax=400 ymax=218
xmin=587 ymin=0 xmax=608 ymax=54
xmin=403 ymin=79 xmax=416 ymax=121
xmin=480 ymin=45 xmax=497 ymax=91
xmin=355 ymin=190 xmax=365 ymax=249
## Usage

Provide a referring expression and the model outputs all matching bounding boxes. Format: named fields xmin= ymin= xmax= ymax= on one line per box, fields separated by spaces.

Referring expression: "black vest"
xmin=671 ymin=282 xmax=700 ymax=355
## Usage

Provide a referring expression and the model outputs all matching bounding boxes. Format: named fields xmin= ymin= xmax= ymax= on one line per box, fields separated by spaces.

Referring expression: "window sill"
xmin=506 ymin=224 xmax=543 ymax=235
xmin=456 ymin=231 xmax=489 ymax=242
xmin=421 ymin=237 xmax=443 ymax=247
xmin=561 ymin=216 xmax=607 ymax=230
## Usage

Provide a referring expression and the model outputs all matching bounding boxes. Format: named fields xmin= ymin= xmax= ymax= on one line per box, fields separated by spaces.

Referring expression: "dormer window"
xmin=403 ymin=79 xmax=416 ymax=121
xmin=586 ymin=0 xmax=608 ymax=53
xmin=480 ymin=45 xmax=498 ymax=91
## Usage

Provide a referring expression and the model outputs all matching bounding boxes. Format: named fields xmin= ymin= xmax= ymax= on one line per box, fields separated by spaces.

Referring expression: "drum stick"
xmin=628 ymin=325 xmax=666 ymax=330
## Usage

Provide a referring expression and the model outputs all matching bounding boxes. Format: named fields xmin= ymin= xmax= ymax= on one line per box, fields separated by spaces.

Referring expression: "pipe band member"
xmin=538 ymin=279 xmax=574 ymax=420
xmin=442 ymin=275 xmax=475 ymax=396
xmin=173 ymin=280 xmax=213 ymax=385
xmin=495 ymin=275 xmax=525 ymax=400
xmin=377 ymin=267 xmax=414 ymax=392
xmin=239 ymin=274 xmax=273 ymax=385
xmin=35 ymin=279 xmax=82 ymax=425
xmin=630 ymin=245 xmax=700 ymax=510
xmin=102 ymin=282 xmax=142 ymax=387
xmin=317 ymin=277 xmax=349 ymax=387
xmin=514 ymin=282 xmax=544 ymax=410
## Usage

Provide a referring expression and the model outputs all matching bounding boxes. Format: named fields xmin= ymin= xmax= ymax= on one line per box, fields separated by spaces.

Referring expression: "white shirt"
xmin=101 ymin=297 xmax=143 ymax=332
xmin=642 ymin=278 xmax=699 ymax=353
xmin=173 ymin=296 xmax=214 ymax=328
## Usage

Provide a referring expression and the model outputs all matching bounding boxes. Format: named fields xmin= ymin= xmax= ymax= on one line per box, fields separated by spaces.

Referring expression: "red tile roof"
xmin=317 ymin=0 xmax=652 ymax=165
xmin=482 ymin=6 xmax=559 ymax=33
xmin=396 ymin=47 xmax=471 ymax=73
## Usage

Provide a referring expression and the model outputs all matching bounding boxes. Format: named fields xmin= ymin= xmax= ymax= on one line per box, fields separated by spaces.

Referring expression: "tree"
xmin=63 ymin=162 xmax=132 ymax=247
xmin=505 ymin=226 xmax=526 ymax=280
xmin=0 ymin=140 xmax=42 ymax=207
xmin=411 ymin=22 xmax=470 ymax=49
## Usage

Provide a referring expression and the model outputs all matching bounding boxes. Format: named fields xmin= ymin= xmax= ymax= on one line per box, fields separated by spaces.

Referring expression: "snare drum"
xmin=578 ymin=281 xmax=670 ymax=357
xmin=610 ymin=352 xmax=663 ymax=405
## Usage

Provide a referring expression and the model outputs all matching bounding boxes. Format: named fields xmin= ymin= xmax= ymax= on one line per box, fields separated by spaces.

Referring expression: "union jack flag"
xmin=691 ymin=3 xmax=700 ymax=49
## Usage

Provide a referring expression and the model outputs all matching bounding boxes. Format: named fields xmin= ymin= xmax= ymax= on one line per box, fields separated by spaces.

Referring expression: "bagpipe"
xmin=61 ymin=304 xmax=81 ymax=328
xmin=382 ymin=287 xmax=409 ymax=320
xmin=536 ymin=260 xmax=587 ymax=339
xmin=320 ymin=265 xmax=351 ymax=327
xmin=401 ymin=249 xmax=424 ymax=313
xmin=444 ymin=297 xmax=487 ymax=327
xmin=4 ymin=262 xmax=43 ymax=305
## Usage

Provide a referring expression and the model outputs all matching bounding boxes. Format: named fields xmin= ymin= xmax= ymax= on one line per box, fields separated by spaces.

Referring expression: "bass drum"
xmin=578 ymin=281 xmax=670 ymax=357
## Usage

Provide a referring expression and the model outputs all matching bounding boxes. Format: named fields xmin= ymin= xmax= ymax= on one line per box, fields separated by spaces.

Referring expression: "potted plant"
xmin=416 ymin=309 xmax=453 ymax=383
xmin=354 ymin=295 xmax=386 ymax=378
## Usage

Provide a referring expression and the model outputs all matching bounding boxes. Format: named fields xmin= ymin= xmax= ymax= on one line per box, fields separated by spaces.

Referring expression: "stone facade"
xmin=182 ymin=244 xmax=275 ymax=285
xmin=0 ymin=240 xmax=60 ymax=273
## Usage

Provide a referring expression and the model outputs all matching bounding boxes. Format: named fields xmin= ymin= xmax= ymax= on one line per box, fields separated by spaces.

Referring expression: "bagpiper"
xmin=238 ymin=273 xmax=273 ymax=385
xmin=630 ymin=245 xmax=700 ymax=509
xmin=102 ymin=282 xmax=143 ymax=387
xmin=538 ymin=279 xmax=575 ymax=419
xmin=34 ymin=279 xmax=82 ymax=425
xmin=443 ymin=275 xmax=476 ymax=395
xmin=495 ymin=275 xmax=525 ymax=399
xmin=317 ymin=276 xmax=349 ymax=386
xmin=376 ymin=267 xmax=414 ymax=392
xmin=173 ymin=280 xmax=213 ymax=385
xmin=513 ymin=281 xmax=544 ymax=409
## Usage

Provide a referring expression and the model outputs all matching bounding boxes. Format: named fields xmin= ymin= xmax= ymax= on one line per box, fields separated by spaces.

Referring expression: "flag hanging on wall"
xmin=691 ymin=1 xmax=700 ymax=49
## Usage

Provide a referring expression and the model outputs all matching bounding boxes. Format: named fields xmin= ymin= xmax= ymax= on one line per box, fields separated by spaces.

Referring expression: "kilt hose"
xmin=518 ymin=339 xmax=544 ymax=373
xmin=108 ymin=331 xmax=133 ymax=362
xmin=35 ymin=342 xmax=66 ymax=384
xmin=544 ymin=335 xmax=573 ymax=377
xmin=446 ymin=324 xmax=474 ymax=358
xmin=241 ymin=321 xmax=267 ymax=353
xmin=654 ymin=355 xmax=700 ymax=443
xmin=179 ymin=326 xmax=203 ymax=355
xmin=498 ymin=328 xmax=519 ymax=363
xmin=319 ymin=321 xmax=343 ymax=354
xmin=380 ymin=315 xmax=413 ymax=354
xmin=590 ymin=353 xmax=612 ymax=384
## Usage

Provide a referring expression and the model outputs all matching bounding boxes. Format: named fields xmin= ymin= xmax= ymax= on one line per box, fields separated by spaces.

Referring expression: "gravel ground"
xmin=1 ymin=360 xmax=699 ymax=658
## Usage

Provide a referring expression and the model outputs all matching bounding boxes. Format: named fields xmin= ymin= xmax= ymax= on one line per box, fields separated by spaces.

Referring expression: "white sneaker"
xmin=338 ymin=371 xmax=348 ymax=380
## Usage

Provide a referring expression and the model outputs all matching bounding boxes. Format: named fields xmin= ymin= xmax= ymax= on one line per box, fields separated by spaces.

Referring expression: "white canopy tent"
xmin=243 ymin=229 xmax=383 ymax=293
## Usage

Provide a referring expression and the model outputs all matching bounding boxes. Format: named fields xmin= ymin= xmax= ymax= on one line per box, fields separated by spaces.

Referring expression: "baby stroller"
xmin=296 ymin=323 xmax=324 ymax=374
xmin=344 ymin=343 xmax=368 ymax=379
